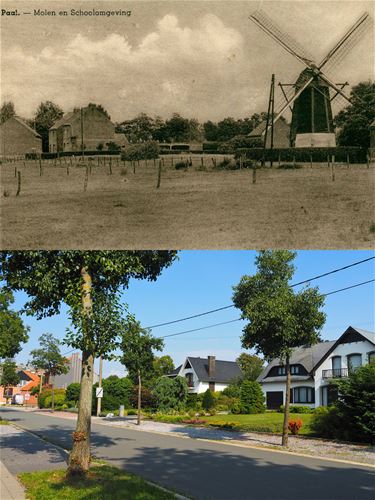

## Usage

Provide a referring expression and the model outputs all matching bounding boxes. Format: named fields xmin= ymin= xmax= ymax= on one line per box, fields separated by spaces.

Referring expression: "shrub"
xmin=152 ymin=376 xmax=188 ymax=412
xmin=127 ymin=409 xmax=137 ymax=416
xmin=202 ymin=389 xmax=215 ymax=411
xmin=240 ymin=381 xmax=265 ymax=414
xmin=175 ymin=161 xmax=189 ymax=170
xmin=310 ymin=406 xmax=342 ymax=439
xmin=107 ymin=142 xmax=121 ymax=152
xmin=66 ymin=383 xmax=80 ymax=404
xmin=43 ymin=392 xmax=66 ymax=408
xmin=215 ymin=394 xmax=239 ymax=412
xmin=182 ymin=418 xmax=207 ymax=425
xmin=230 ymin=401 xmax=242 ymax=414
xmin=38 ymin=388 xmax=66 ymax=409
xmin=288 ymin=419 xmax=303 ymax=435
xmin=222 ymin=383 xmax=241 ymax=399
xmin=93 ymin=376 xmax=133 ymax=413
xmin=121 ymin=141 xmax=159 ymax=161
xmin=130 ymin=386 xmax=156 ymax=410
xmin=279 ymin=405 xmax=314 ymax=414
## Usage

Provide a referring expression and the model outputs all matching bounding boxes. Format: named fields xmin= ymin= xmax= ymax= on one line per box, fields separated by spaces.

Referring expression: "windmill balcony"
xmin=322 ymin=368 xmax=349 ymax=379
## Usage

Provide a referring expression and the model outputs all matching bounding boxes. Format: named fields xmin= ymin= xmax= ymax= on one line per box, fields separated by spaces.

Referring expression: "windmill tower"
xmin=250 ymin=10 xmax=373 ymax=147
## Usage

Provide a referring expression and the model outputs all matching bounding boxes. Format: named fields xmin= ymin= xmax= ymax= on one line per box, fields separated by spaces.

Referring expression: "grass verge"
xmin=19 ymin=464 xmax=176 ymax=500
xmin=0 ymin=418 xmax=9 ymax=425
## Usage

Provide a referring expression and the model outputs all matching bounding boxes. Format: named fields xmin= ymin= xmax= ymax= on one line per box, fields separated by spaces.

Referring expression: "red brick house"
xmin=0 ymin=370 xmax=40 ymax=406
xmin=0 ymin=116 xmax=42 ymax=157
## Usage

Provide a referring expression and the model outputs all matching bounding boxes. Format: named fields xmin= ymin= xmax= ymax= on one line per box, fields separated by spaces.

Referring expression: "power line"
xmin=160 ymin=278 xmax=374 ymax=340
xmin=146 ymin=257 xmax=375 ymax=329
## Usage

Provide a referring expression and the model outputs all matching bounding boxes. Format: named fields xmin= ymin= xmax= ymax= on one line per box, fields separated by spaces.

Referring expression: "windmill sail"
xmin=250 ymin=9 xmax=373 ymax=148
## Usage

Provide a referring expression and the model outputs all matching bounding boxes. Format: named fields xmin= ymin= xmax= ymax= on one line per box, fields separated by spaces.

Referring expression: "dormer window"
xmin=290 ymin=365 xmax=300 ymax=375
xmin=277 ymin=366 xmax=286 ymax=375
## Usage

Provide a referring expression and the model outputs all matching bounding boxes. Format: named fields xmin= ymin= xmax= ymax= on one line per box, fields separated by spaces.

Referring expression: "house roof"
xmin=258 ymin=326 xmax=375 ymax=382
xmin=186 ymin=357 xmax=243 ymax=383
xmin=50 ymin=111 xmax=76 ymax=130
xmin=20 ymin=371 xmax=40 ymax=392
xmin=249 ymin=119 xmax=290 ymax=138
xmin=1 ymin=116 xmax=41 ymax=138
xmin=165 ymin=365 xmax=182 ymax=377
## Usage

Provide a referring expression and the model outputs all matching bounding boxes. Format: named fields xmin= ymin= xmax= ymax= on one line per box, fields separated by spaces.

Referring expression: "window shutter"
xmin=290 ymin=388 xmax=293 ymax=403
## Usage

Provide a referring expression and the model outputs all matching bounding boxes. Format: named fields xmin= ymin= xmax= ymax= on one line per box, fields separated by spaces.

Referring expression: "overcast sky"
xmin=1 ymin=0 xmax=373 ymax=122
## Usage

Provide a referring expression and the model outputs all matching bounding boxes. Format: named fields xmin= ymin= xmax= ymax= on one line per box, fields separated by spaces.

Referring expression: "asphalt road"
xmin=1 ymin=408 xmax=374 ymax=500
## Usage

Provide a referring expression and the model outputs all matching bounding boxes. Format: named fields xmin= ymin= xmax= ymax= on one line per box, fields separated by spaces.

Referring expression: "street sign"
xmin=24 ymin=393 xmax=30 ymax=401
xmin=96 ymin=387 xmax=104 ymax=398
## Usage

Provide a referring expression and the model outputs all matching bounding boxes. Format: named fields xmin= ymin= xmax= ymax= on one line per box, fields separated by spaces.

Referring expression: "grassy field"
xmin=1 ymin=156 xmax=374 ymax=249
xmin=204 ymin=413 xmax=314 ymax=435
xmin=19 ymin=465 xmax=176 ymax=500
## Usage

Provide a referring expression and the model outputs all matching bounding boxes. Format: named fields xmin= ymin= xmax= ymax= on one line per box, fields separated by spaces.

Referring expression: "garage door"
xmin=266 ymin=391 xmax=283 ymax=409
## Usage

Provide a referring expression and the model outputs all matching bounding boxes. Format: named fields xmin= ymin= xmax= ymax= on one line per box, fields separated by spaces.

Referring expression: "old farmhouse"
xmin=0 ymin=116 xmax=42 ymax=157
xmin=49 ymin=104 xmax=126 ymax=153
xmin=258 ymin=326 xmax=375 ymax=410
xmin=167 ymin=355 xmax=243 ymax=393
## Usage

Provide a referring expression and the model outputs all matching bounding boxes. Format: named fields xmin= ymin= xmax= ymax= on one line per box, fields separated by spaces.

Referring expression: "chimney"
xmin=208 ymin=356 xmax=216 ymax=378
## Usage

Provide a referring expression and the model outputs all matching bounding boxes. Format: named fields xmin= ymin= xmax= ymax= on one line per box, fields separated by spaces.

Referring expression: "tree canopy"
xmin=335 ymin=81 xmax=375 ymax=148
xmin=0 ymin=359 xmax=20 ymax=391
xmin=236 ymin=353 xmax=264 ymax=381
xmin=0 ymin=101 xmax=16 ymax=124
xmin=0 ymin=287 xmax=29 ymax=360
xmin=29 ymin=333 xmax=69 ymax=377
xmin=34 ymin=101 xmax=64 ymax=151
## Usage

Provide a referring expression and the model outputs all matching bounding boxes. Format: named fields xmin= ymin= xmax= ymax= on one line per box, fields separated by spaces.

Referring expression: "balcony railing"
xmin=322 ymin=368 xmax=349 ymax=379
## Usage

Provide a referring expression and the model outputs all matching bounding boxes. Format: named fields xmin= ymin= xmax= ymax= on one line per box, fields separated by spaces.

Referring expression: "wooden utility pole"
xmin=96 ymin=355 xmax=103 ymax=417
xmin=263 ymin=74 xmax=275 ymax=167
xmin=80 ymin=107 xmax=84 ymax=160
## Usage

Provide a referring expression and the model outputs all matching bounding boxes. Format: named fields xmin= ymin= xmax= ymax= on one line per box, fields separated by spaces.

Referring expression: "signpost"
xmin=96 ymin=387 xmax=103 ymax=399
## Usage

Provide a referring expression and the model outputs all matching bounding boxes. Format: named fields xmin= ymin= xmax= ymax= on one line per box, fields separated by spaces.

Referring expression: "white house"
xmin=258 ymin=326 xmax=375 ymax=409
xmin=167 ymin=355 xmax=243 ymax=393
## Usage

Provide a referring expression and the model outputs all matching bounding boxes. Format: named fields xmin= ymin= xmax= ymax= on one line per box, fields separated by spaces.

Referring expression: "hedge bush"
xmin=202 ymin=389 xmax=215 ymax=411
xmin=279 ymin=405 xmax=315 ymax=414
xmin=152 ymin=376 xmax=188 ymax=412
xmin=93 ymin=376 xmax=133 ymax=413
xmin=121 ymin=141 xmax=159 ymax=161
xmin=235 ymin=146 xmax=368 ymax=163
xmin=38 ymin=388 xmax=66 ymax=408
xmin=66 ymin=383 xmax=80 ymax=405
xmin=240 ymin=381 xmax=265 ymax=414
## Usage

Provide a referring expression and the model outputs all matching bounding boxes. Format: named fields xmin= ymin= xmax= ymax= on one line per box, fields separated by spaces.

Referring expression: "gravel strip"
xmin=94 ymin=416 xmax=375 ymax=466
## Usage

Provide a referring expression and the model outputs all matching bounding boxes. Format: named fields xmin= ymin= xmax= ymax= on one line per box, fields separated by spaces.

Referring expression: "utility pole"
xmin=96 ymin=355 xmax=103 ymax=417
xmin=80 ymin=107 xmax=84 ymax=160
xmin=270 ymin=74 xmax=275 ymax=167
xmin=264 ymin=74 xmax=275 ymax=167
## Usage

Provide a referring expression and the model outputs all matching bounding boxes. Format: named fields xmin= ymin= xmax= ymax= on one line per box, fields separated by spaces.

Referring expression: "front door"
xmin=266 ymin=391 xmax=283 ymax=409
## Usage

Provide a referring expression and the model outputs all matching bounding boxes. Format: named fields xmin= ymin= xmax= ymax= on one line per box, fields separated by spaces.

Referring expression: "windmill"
xmin=250 ymin=9 xmax=373 ymax=147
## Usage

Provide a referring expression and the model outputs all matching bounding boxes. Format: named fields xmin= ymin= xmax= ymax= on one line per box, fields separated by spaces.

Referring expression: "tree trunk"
xmin=282 ymin=356 xmax=291 ymax=446
xmin=67 ymin=267 xmax=94 ymax=476
xmin=39 ymin=372 xmax=43 ymax=394
xmin=137 ymin=370 xmax=141 ymax=426
xmin=51 ymin=378 xmax=55 ymax=412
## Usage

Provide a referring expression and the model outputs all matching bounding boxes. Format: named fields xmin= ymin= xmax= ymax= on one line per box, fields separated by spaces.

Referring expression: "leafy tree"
xmin=66 ymin=382 xmax=81 ymax=405
xmin=0 ymin=359 xmax=20 ymax=403
xmin=232 ymin=250 xmax=325 ymax=446
xmin=33 ymin=101 xmax=64 ymax=151
xmin=153 ymin=355 xmax=175 ymax=379
xmin=165 ymin=114 xmax=191 ymax=142
xmin=0 ymin=250 xmax=177 ymax=475
xmin=30 ymin=333 xmax=69 ymax=412
xmin=236 ymin=353 xmax=264 ymax=381
xmin=202 ymin=388 xmax=215 ymax=411
xmin=335 ymin=81 xmax=375 ymax=148
xmin=153 ymin=376 xmax=188 ymax=412
xmin=240 ymin=380 xmax=265 ymax=414
xmin=203 ymin=120 xmax=219 ymax=141
xmin=0 ymin=288 xmax=29 ymax=359
xmin=222 ymin=381 xmax=241 ymax=398
xmin=93 ymin=375 xmax=133 ymax=413
xmin=0 ymin=101 xmax=16 ymax=124
xmin=130 ymin=385 xmax=156 ymax=409
xmin=119 ymin=318 xmax=163 ymax=424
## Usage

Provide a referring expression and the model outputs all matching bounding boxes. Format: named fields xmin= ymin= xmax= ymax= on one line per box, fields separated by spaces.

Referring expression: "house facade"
xmin=167 ymin=355 xmax=243 ymax=393
xmin=0 ymin=369 xmax=40 ymax=406
xmin=258 ymin=326 xmax=375 ymax=409
xmin=0 ymin=116 xmax=42 ymax=157
xmin=49 ymin=104 xmax=125 ymax=153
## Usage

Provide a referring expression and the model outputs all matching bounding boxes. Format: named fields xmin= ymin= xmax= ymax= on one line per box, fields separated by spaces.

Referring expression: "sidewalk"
xmin=0 ymin=461 xmax=25 ymax=500
xmin=0 ymin=423 xmax=68 ymax=499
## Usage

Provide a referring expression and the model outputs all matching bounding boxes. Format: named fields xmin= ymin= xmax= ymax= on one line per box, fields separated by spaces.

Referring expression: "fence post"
xmin=14 ymin=166 xmax=17 ymax=178
xmin=278 ymin=153 xmax=281 ymax=168
xmin=252 ymin=165 xmax=257 ymax=184
xmin=39 ymin=158 xmax=43 ymax=176
xmin=133 ymin=161 xmax=136 ymax=174
xmin=16 ymin=171 xmax=21 ymax=196
xmin=83 ymin=165 xmax=89 ymax=191
xmin=310 ymin=154 xmax=313 ymax=169
xmin=156 ymin=160 xmax=162 ymax=189
xmin=331 ymin=155 xmax=335 ymax=182
xmin=346 ymin=153 xmax=350 ymax=168
xmin=367 ymin=153 xmax=370 ymax=169
xmin=201 ymin=156 xmax=204 ymax=168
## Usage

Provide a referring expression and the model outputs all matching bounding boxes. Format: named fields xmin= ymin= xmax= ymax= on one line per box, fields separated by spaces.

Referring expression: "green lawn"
xmin=204 ymin=413 xmax=314 ymax=435
xmin=0 ymin=418 xmax=9 ymax=425
xmin=19 ymin=465 xmax=176 ymax=500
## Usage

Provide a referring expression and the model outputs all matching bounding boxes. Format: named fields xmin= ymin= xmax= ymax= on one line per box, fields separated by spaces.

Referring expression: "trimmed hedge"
xmin=121 ymin=141 xmax=159 ymax=161
xmin=41 ymin=150 xmax=121 ymax=159
xmin=38 ymin=388 xmax=66 ymax=408
xmin=235 ymin=147 xmax=368 ymax=163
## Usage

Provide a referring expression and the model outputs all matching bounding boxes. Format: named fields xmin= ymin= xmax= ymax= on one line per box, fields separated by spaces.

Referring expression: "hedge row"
xmin=235 ymin=147 xmax=368 ymax=163
xmin=40 ymin=150 xmax=122 ymax=160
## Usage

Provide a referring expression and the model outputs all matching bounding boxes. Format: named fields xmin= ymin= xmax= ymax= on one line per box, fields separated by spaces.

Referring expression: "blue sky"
xmin=10 ymin=250 xmax=375 ymax=377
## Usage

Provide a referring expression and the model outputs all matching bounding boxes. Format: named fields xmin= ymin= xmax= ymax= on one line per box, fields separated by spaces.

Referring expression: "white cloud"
xmin=2 ymin=14 xmax=245 ymax=121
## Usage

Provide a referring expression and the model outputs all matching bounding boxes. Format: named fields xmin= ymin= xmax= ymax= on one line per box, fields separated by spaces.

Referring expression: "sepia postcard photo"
xmin=0 ymin=0 xmax=374 ymax=249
